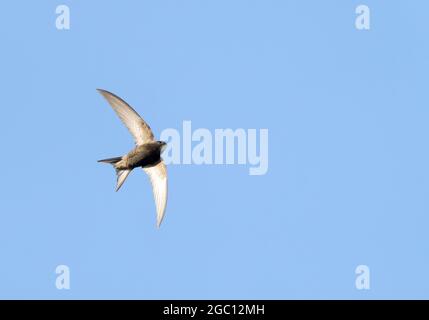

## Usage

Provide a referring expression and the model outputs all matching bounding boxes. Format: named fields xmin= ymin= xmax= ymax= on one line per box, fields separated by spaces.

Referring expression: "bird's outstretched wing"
xmin=97 ymin=89 xmax=154 ymax=145
xmin=143 ymin=161 xmax=168 ymax=227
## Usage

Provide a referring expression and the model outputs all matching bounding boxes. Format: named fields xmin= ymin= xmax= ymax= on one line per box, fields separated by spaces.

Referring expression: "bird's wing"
xmin=143 ymin=161 xmax=168 ymax=227
xmin=97 ymin=89 xmax=154 ymax=145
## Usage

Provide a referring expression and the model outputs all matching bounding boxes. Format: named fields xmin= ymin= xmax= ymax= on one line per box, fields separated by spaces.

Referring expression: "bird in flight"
xmin=97 ymin=89 xmax=168 ymax=227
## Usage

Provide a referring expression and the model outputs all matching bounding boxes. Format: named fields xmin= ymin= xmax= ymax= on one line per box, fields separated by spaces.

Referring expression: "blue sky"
xmin=0 ymin=1 xmax=429 ymax=299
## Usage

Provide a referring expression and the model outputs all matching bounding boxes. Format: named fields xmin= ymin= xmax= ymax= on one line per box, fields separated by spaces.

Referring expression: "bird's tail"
xmin=114 ymin=168 xmax=131 ymax=192
xmin=98 ymin=156 xmax=131 ymax=191
xmin=97 ymin=156 xmax=122 ymax=164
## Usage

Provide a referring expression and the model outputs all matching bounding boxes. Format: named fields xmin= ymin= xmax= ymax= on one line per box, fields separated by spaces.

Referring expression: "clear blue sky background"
xmin=0 ymin=1 xmax=428 ymax=299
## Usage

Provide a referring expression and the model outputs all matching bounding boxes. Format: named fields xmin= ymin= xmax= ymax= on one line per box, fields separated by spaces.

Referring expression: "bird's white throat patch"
xmin=160 ymin=121 xmax=269 ymax=176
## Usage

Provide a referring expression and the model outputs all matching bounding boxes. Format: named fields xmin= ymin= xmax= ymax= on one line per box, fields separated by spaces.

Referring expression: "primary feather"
xmin=97 ymin=89 xmax=154 ymax=145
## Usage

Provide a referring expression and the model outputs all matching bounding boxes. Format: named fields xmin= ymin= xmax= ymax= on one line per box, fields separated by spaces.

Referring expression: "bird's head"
xmin=157 ymin=140 xmax=167 ymax=153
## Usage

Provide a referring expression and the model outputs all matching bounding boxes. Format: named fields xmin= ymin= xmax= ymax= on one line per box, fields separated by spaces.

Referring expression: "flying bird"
xmin=97 ymin=89 xmax=168 ymax=227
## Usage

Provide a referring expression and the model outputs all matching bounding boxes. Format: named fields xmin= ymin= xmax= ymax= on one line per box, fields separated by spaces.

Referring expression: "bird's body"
xmin=97 ymin=89 xmax=168 ymax=227
xmin=115 ymin=142 xmax=164 ymax=170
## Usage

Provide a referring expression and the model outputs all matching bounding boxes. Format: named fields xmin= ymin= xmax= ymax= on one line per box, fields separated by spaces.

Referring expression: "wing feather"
xmin=97 ymin=89 xmax=154 ymax=145
xmin=144 ymin=162 xmax=168 ymax=227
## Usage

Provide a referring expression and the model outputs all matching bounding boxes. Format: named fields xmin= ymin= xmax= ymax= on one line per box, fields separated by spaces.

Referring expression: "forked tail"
xmin=98 ymin=156 xmax=131 ymax=191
